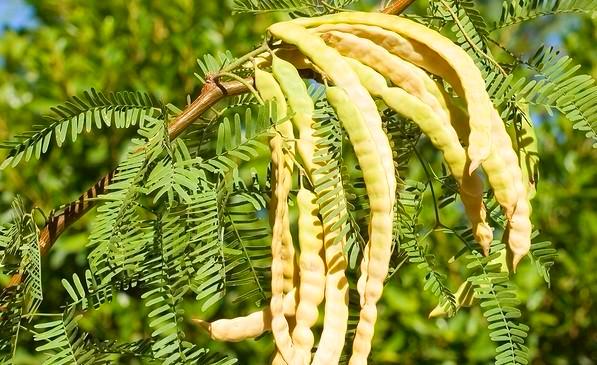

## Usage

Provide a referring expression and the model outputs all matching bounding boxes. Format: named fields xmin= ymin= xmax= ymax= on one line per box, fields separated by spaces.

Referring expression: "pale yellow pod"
xmin=326 ymin=86 xmax=394 ymax=365
xmin=270 ymin=351 xmax=286 ymax=365
xmin=270 ymin=134 xmax=297 ymax=364
xmin=270 ymin=24 xmax=396 ymax=319
xmin=312 ymin=23 xmax=458 ymax=128
xmin=292 ymin=187 xmax=326 ymax=364
xmin=442 ymin=92 xmax=522 ymax=226
xmin=268 ymin=22 xmax=396 ymax=365
xmin=256 ymin=68 xmax=298 ymax=364
xmin=291 ymin=12 xmax=494 ymax=171
xmin=481 ymin=110 xmax=525 ymax=219
xmin=193 ymin=288 xmax=298 ymax=342
xmin=310 ymin=22 xmax=457 ymax=95
xmin=255 ymin=67 xmax=298 ymax=295
xmin=272 ymin=55 xmax=317 ymax=178
xmin=268 ymin=22 xmax=395 ymax=202
xmin=485 ymin=109 xmax=530 ymax=267
xmin=270 ymin=53 xmax=351 ymax=365
xmin=274 ymin=48 xmax=317 ymax=75
xmin=318 ymin=30 xmax=450 ymax=125
xmin=508 ymin=196 xmax=532 ymax=270
xmin=346 ymin=58 xmax=493 ymax=255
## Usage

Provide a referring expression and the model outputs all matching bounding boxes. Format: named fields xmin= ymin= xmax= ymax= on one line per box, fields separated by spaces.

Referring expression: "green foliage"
xmin=201 ymin=103 xmax=273 ymax=176
xmin=0 ymin=90 xmax=158 ymax=170
xmin=497 ymin=0 xmax=597 ymax=29
xmin=433 ymin=0 xmax=597 ymax=148
xmin=233 ymin=0 xmax=358 ymax=16
xmin=1 ymin=198 xmax=43 ymax=313
xmin=310 ymin=86 xmax=353 ymax=256
xmin=527 ymin=235 xmax=557 ymax=287
xmin=397 ymin=181 xmax=457 ymax=317
xmin=196 ymin=51 xmax=237 ymax=85
xmin=0 ymin=1 xmax=595 ymax=364
xmin=0 ymin=198 xmax=44 ymax=362
xmin=465 ymin=244 xmax=530 ymax=365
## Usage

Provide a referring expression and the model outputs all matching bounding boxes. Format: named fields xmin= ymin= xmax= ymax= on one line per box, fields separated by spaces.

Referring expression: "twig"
xmin=414 ymin=148 xmax=443 ymax=229
xmin=382 ymin=0 xmax=416 ymax=14
xmin=168 ymin=79 xmax=250 ymax=140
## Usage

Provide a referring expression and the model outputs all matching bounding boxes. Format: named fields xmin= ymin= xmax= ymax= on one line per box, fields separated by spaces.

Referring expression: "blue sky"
xmin=0 ymin=0 xmax=39 ymax=36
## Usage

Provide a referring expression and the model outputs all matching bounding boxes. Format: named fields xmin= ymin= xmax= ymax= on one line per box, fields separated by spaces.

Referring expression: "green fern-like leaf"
xmin=0 ymin=89 xmax=158 ymax=169
xmin=397 ymin=181 xmax=457 ymax=316
xmin=0 ymin=285 xmax=24 ymax=363
xmin=199 ymin=104 xmax=272 ymax=176
xmin=146 ymin=139 xmax=206 ymax=204
xmin=383 ymin=110 xmax=421 ymax=178
xmin=310 ymin=89 xmax=357 ymax=270
xmin=0 ymin=198 xmax=44 ymax=316
xmin=232 ymin=0 xmax=357 ymax=16
xmin=223 ymin=187 xmax=272 ymax=305
xmin=34 ymin=307 xmax=110 ymax=365
xmin=497 ymin=0 xmax=597 ymax=29
xmin=187 ymin=187 xmax=227 ymax=310
xmin=141 ymin=209 xmax=191 ymax=364
xmin=0 ymin=199 xmax=39 ymax=363
xmin=61 ymin=270 xmax=114 ymax=311
xmin=525 ymin=46 xmax=597 ymax=146
xmin=465 ymin=242 xmax=530 ymax=365
xmin=19 ymin=226 xmax=43 ymax=315
xmin=195 ymin=51 xmax=236 ymax=85
xmin=528 ymin=234 xmax=557 ymax=287
xmin=88 ymin=117 xmax=167 ymax=285
xmin=432 ymin=0 xmax=495 ymax=72
xmin=140 ymin=204 xmax=232 ymax=365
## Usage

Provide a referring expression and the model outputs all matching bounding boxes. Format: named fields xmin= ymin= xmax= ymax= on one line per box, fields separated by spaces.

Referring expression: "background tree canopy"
xmin=0 ymin=0 xmax=595 ymax=364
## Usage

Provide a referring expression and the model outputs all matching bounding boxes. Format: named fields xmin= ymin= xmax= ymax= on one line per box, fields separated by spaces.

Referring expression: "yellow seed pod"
xmin=292 ymin=186 xmax=326 ymax=364
xmin=268 ymin=22 xmax=397 ymax=364
xmin=317 ymin=29 xmax=450 ymax=125
xmin=193 ymin=289 xmax=299 ymax=342
xmin=326 ymin=86 xmax=394 ymax=365
xmin=255 ymin=67 xmax=298 ymax=364
xmin=255 ymin=67 xmax=298 ymax=294
xmin=290 ymin=12 xmax=495 ymax=171
xmin=346 ymin=58 xmax=493 ymax=254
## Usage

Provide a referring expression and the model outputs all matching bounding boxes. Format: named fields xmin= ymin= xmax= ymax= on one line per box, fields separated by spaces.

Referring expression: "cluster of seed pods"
xmin=193 ymin=11 xmax=533 ymax=365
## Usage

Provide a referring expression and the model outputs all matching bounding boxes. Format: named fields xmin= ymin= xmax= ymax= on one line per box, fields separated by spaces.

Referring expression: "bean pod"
xmin=292 ymin=12 xmax=494 ymax=171
xmin=255 ymin=67 xmax=298 ymax=364
xmin=346 ymin=58 xmax=493 ymax=254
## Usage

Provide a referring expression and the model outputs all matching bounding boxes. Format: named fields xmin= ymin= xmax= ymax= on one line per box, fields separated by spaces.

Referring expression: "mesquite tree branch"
xmin=168 ymin=79 xmax=250 ymax=139
xmin=382 ymin=0 xmax=415 ymax=14
xmin=4 ymin=79 xmax=250 ymax=289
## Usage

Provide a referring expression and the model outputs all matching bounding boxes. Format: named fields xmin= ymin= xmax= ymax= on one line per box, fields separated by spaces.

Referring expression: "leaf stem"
xmin=414 ymin=148 xmax=443 ymax=228
xmin=221 ymin=43 xmax=267 ymax=73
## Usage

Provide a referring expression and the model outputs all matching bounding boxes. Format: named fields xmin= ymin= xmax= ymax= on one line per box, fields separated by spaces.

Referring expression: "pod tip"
xmin=428 ymin=305 xmax=447 ymax=319
xmin=511 ymin=253 xmax=525 ymax=272
xmin=192 ymin=318 xmax=211 ymax=332
xmin=468 ymin=160 xmax=481 ymax=175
